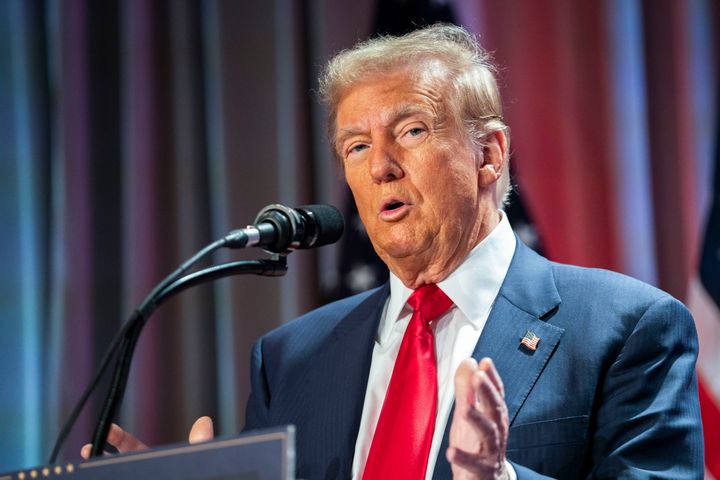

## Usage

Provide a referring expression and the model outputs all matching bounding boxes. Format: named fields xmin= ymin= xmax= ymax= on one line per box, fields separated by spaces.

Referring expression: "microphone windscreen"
xmin=297 ymin=204 xmax=345 ymax=248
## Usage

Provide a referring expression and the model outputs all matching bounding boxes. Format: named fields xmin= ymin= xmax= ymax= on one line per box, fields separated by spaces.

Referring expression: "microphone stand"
xmin=48 ymin=242 xmax=287 ymax=462
xmin=48 ymin=202 xmax=343 ymax=463
xmin=88 ymin=255 xmax=287 ymax=457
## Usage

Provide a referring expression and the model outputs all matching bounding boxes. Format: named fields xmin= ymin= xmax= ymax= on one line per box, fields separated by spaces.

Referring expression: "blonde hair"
xmin=319 ymin=24 xmax=512 ymax=205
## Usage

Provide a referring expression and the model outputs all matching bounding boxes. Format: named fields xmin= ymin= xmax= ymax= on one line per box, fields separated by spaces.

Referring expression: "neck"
xmin=386 ymin=209 xmax=501 ymax=289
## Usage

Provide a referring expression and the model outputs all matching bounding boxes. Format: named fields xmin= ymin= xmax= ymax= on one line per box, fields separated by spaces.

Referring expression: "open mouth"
xmin=384 ymin=200 xmax=405 ymax=212
xmin=379 ymin=199 xmax=411 ymax=220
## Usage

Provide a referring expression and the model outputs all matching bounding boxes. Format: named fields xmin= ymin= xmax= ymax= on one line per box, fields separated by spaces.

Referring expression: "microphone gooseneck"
xmin=50 ymin=203 xmax=343 ymax=463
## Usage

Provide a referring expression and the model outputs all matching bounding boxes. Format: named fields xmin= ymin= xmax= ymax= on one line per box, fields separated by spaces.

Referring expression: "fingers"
xmin=188 ymin=416 xmax=214 ymax=444
xmin=452 ymin=358 xmax=507 ymax=446
xmin=106 ymin=418 xmax=214 ymax=449
xmin=448 ymin=357 xmax=510 ymax=478
xmin=107 ymin=423 xmax=148 ymax=452
xmin=455 ymin=358 xmax=504 ymax=410
xmin=80 ymin=424 xmax=147 ymax=460
xmin=80 ymin=443 xmax=91 ymax=460
xmin=463 ymin=400 xmax=502 ymax=451
xmin=454 ymin=358 xmax=479 ymax=414
xmin=80 ymin=444 xmax=116 ymax=460
xmin=478 ymin=357 xmax=505 ymax=398
xmin=80 ymin=417 xmax=214 ymax=461
xmin=446 ymin=446 xmax=503 ymax=478
xmin=473 ymin=368 xmax=508 ymax=449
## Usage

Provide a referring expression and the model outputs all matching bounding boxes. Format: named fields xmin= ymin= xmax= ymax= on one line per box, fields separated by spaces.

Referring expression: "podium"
xmin=1 ymin=426 xmax=294 ymax=480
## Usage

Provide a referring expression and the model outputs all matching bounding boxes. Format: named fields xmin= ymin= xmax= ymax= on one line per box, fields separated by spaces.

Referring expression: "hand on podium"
xmin=80 ymin=416 xmax=214 ymax=459
xmin=447 ymin=358 xmax=511 ymax=480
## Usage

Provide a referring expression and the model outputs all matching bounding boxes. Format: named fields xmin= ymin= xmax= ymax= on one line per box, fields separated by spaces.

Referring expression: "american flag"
xmin=520 ymin=331 xmax=540 ymax=352
xmin=687 ymin=97 xmax=720 ymax=479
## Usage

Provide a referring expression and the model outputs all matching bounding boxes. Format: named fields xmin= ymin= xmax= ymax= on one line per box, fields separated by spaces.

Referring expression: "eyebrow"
xmin=387 ymin=103 xmax=434 ymax=124
xmin=335 ymin=127 xmax=365 ymax=152
xmin=334 ymin=103 xmax=435 ymax=152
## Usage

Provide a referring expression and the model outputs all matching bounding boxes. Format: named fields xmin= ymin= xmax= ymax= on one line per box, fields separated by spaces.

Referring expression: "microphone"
xmin=224 ymin=204 xmax=344 ymax=253
xmin=56 ymin=204 xmax=343 ymax=462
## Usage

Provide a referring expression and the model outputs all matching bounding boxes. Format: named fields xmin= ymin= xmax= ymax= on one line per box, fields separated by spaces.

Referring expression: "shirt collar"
xmin=379 ymin=211 xmax=516 ymax=346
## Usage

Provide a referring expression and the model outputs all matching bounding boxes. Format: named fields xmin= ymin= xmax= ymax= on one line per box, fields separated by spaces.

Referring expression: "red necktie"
xmin=363 ymin=284 xmax=454 ymax=479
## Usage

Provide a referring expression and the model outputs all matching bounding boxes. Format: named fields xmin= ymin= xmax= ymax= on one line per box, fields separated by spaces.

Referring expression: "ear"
xmin=477 ymin=130 xmax=508 ymax=188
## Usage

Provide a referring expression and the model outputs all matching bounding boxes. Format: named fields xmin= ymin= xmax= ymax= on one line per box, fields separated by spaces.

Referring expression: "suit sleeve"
xmin=586 ymin=295 xmax=704 ymax=478
xmin=510 ymin=295 xmax=704 ymax=479
xmin=243 ymin=337 xmax=271 ymax=431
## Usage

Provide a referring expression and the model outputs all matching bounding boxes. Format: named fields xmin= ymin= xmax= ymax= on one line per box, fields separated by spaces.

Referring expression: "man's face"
xmin=335 ymin=69 xmax=498 ymax=277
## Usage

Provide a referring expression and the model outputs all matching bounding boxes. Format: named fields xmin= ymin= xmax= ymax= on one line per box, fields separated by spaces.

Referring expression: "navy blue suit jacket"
xmin=244 ymin=239 xmax=704 ymax=479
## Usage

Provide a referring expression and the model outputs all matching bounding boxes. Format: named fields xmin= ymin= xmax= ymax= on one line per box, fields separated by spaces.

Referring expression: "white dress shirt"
xmin=351 ymin=212 xmax=517 ymax=479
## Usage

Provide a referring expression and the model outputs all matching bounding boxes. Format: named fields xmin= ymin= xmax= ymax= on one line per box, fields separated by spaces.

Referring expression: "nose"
xmin=369 ymin=142 xmax=403 ymax=183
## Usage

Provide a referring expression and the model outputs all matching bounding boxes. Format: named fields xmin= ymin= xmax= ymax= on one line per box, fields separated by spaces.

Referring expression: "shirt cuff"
xmin=505 ymin=459 xmax=517 ymax=480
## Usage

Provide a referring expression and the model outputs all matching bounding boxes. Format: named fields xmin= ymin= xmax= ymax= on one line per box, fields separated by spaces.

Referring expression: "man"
xmin=86 ymin=25 xmax=704 ymax=479
xmin=243 ymin=24 xmax=703 ymax=479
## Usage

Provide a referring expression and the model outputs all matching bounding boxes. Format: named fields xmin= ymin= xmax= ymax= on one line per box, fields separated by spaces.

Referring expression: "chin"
xmin=379 ymin=245 xmax=415 ymax=260
xmin=376 ymin=236 xmax=429 ymax=261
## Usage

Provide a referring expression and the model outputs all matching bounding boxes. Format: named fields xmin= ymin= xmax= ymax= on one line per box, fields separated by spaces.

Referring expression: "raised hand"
xmin=447 ymin=358 xmax=510 ymax=480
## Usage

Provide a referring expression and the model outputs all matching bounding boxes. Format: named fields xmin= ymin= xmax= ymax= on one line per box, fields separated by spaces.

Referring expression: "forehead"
xmin=335 ymin=69 xmax=450 ymax=133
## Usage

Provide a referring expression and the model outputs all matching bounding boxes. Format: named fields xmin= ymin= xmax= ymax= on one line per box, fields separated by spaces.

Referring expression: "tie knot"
xmin=407 ymin=284 xmax=453 ymax=324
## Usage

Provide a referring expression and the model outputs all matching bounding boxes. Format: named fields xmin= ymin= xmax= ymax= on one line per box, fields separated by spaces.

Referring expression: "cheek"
xmin=346 ymin=177 xmax=375 ymax=221
xmin=427 ymin=163 xmax=478 ymax=207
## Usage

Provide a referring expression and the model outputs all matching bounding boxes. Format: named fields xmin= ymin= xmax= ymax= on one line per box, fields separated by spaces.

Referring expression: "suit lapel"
xmin=471 ymin=297 xmax=564 ymax=424
xmin=433 ymin=239 xmax=565 ymax=479
xmin=315 ymin=284 xmax=388 ymax=477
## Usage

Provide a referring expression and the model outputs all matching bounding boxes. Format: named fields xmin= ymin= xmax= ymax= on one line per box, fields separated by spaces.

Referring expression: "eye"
xmin=344 ymin=142 xmax=369 ymax=160
xmin=398 ymin=123 xmax=428 ymax=146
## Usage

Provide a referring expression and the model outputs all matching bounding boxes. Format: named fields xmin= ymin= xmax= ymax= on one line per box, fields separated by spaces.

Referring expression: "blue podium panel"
xmin=1 ymin=426 xmax=294 ymax=480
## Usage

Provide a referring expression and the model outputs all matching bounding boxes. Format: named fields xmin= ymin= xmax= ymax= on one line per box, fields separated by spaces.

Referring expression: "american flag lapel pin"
xmin=520 ymin=330 xmax=540 ymax=352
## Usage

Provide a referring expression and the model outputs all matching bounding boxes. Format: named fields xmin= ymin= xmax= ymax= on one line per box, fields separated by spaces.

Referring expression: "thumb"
xmin=188 ymin=416 xmax=214 ymax=444
xmin=454 ymin=358 xmax=478 ymax=414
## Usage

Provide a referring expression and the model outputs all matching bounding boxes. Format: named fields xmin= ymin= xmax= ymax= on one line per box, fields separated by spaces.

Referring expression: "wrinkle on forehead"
xmin=337 ymin=101 xmax=435 ymax=137
xmin=329 ymin=57 xmax=460 ymax=145
xmin=333 ymin=71 xmax=454 ymax=153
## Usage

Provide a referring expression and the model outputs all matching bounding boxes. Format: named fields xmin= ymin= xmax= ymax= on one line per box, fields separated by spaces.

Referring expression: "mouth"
xmin=379 ymin=198 xmax=412 ymax=221
xmin=382 ymin=200 xmax=406 ymax=212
